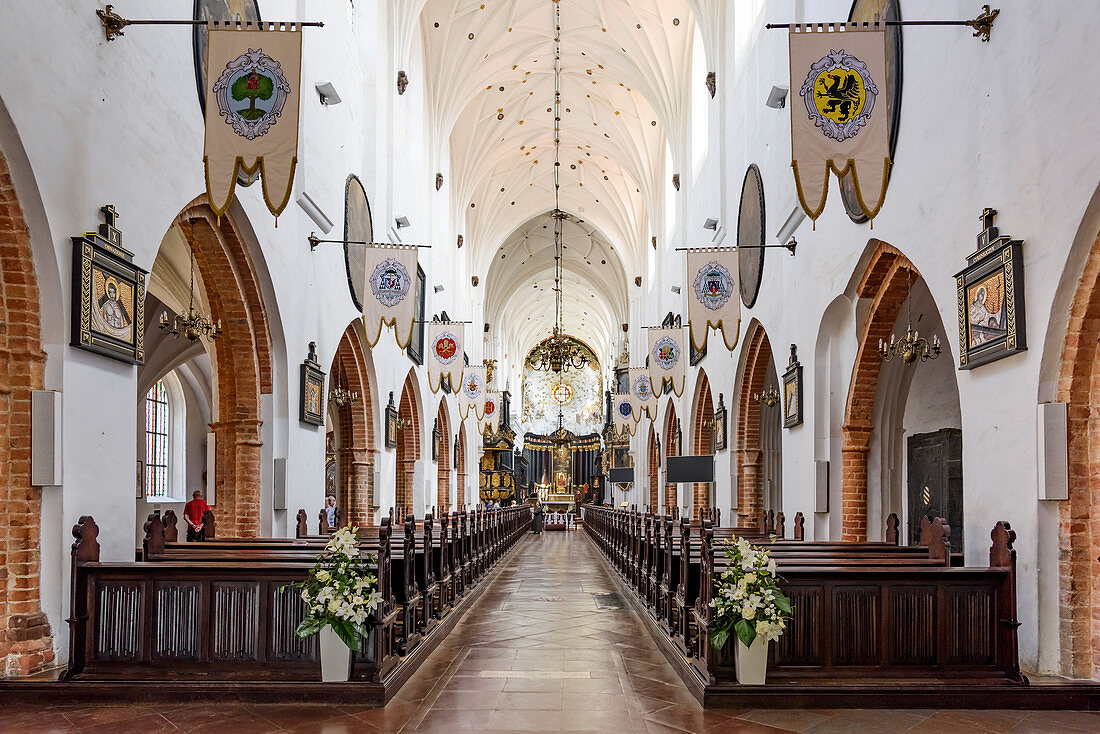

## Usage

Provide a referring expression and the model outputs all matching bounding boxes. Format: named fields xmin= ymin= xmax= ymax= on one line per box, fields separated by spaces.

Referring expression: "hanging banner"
xmin=686 ymin=249 xmax=741 ymax=352
xmin=629 ymin=367 xmax=658 ymax=421
xmin=360 ymin=244 xmax=419 ymax=349
xmin=457 ymin=365 xmax=487 ymax=421
xmin=613 ymin=393 xmax=636 ymax=437
xmin=647 ymin=327 xmax=686 ymax=398
xmin=427 ymin=321 xmax=464 ymax=394
xmin=204 ymin=23 xmax=302 ymax=220
xmin=790 ymin=25 xmax=890 ymax=222
xmin=480 ymin=391 xmax=502 ymax=435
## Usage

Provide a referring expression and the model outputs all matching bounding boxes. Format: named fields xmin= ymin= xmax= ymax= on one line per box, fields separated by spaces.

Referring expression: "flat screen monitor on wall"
xmin=665 ymin=455 xmax=714 ymax=483
xmin=609 ymin=467 xmax=634 ymax=484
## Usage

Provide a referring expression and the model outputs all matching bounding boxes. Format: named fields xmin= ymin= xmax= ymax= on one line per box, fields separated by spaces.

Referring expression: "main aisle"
xmin=3 ymin=531 xmax=1100 ymax=732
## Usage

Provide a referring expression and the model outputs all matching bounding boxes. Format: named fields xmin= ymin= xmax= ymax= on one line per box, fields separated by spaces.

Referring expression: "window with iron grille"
xmin=145 ymin=380 xmax=170 ymax=498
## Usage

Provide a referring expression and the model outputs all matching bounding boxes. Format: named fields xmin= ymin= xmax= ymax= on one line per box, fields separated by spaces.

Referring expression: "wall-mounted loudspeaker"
xmin=815 ymin=460 xmax=829 ymax=513
xmin=31 ymin=390 xmax=62 ymax=486
xmin=273 ymin=458 xmax=287 ymax=510
xmin=1037 ymin=403 xmax=1068 ymax=501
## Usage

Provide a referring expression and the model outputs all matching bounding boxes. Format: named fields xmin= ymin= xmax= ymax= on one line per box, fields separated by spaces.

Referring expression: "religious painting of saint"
xmin=955 ymin=210 xmax=1027 ymax=370
xmin=782 ymin=344 xmax=804 ymax=429
xmin=966 ymin=272 xmax=1006 ymax=348
xmin=299 ymin=342 xmax=325 ymax=426
xmin=71 ymin=206 xmax=147 ymax=365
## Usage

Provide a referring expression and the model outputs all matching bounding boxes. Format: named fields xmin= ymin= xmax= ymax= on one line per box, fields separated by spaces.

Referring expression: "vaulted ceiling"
xmin=411 ymin=0 xmax=709 ymax=361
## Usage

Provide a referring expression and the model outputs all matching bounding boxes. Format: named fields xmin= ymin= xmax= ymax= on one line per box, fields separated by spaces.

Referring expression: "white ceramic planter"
xmin=735 ymin=637 xmax=769 ymax=685
xmin=319 ymin=624 xmax=353 ymax=682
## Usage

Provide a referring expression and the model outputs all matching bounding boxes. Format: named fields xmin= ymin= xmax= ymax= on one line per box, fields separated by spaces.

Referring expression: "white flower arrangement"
xmin=709 ymin=537 xmax=792 ymax=650
xmin=288 ymin=526 xmax=382 ymax=649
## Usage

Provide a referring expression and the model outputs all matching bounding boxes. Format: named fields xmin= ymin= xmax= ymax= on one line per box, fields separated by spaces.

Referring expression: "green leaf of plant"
xmin=775 ymin=594 xmax=793 ymax=615
xmin=735 ymin=618 xmax=756 ymax=647
xmin=710 ymin=627 xmax=730 ymax=650
xmin=332 ymin=621 xmax=359 ymax=650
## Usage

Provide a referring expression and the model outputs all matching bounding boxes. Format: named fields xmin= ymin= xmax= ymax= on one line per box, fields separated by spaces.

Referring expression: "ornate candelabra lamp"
xmin=159 ymin=244 xmax=222 ymax=342
xmin=754 ymin=387 xmax=781 ymax=407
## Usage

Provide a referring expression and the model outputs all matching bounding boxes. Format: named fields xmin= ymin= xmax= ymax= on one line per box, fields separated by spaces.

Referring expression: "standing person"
xmin=184 ymin=490 xmax=210 ymax=542
xmin=532 ymin=500 xmax=544 ymax=535
xmin=323 ymin=495 xmax=338 ymax=529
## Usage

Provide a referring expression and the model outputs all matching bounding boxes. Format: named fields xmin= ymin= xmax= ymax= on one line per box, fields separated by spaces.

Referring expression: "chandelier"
xmin=754 ymin=387 xmax=780 ymax=408
xmin=329 ymin=373 xmax=358 ymax=408
xmin=879 ymin=270 xmax=942 ymax=364
xmin=529 ymin=1 xmax=588 ymax=375
xmin=159 ymin=232 xmax=222 ymax=342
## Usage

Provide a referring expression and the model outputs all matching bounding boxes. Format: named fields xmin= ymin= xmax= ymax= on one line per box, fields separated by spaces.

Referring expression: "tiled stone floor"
xmin=3 ymin=530 xmax=1100 ymax=733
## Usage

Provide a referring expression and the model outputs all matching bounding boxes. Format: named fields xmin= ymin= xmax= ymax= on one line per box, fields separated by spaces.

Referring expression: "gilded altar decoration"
xmin=629 ymin=368 xmax=658 ymax=421
xmin=70 ymin=205 xmax=147 ymax=365
xmin=458 ymin=365 xmax=487 ymax=421
xmin=647 ymin=327 xmax=686 ymax=397
xmin=955 ymin=208 xmax=1027 ymax=369
xmin=687 ymin=249 xmax=741 ymax=352
xmin=789 ymin=25 xmax=890 ymax=222
xmin=299 ymin=341 xmax=324 ymax=426
xmin=360 ymin=244 xmax=419 ymax=349
xmin=203 ymin=23 xmax=302 ymax=220
xmin=427 ymin=321 xmax=464 ymax=394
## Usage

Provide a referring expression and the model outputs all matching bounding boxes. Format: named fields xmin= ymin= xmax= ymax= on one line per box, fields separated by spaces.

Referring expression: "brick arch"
xmin=691 ymin=370 xmax=714 ymax=515
xmin=1057 ymin=225 xmax=1100 ymax=679
xmin=662 ymin=402 xmax=679 ymax=513
xmin=456 ymin=427 xmax=468 ymax=509
xmin=330 ymin=321 xmax=377 ymax=525
xmin=174 ymin=200 xmax=273 ymax=537
xmin=648 ymin=425 xmax=659 ymax=511
xmin=396 ymin=370 xmax=422 ymax=515
xmin=735 ymin=324 xmax=774 ymax=526
xmin=0 ymin=147 xmax=53 ymax=675
xmin=841 ymin=241 xmax=919 ymax=541
xmin=435 ymin=399 xmax=452 ymax=511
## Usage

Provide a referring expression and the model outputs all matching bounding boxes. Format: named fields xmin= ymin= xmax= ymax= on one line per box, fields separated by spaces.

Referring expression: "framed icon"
xmin=713 ymin=394 xmax=728 ymax=451
xmin=299 ymin=342 xmax=325 ymax=426
xmin=385 ymin=391 xmax=399 ymax=448
xmin=71 ymin=206 xmax=147 ymax=365
xmin=782 ymin=344 xmax=804 ymax=429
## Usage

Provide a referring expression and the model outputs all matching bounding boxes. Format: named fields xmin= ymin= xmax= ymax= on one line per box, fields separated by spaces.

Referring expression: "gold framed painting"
xmin=299 ymin=342 xmax=325 ymax=426
xmin=782 ymin=344 xmax=804 ymax=429
xmin=70 ymin=206 xmax=147 ymax=365
xmin=955 ymin=209 xmax=1027 ymax=370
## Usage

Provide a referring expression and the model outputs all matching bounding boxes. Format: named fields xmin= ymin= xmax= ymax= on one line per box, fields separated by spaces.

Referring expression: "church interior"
xmin=1 ymin=1 xmax=1100 ymax=731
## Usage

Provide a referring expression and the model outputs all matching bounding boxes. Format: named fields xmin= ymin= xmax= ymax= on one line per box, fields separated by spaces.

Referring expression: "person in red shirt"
xmin=184 ymin=490 xmax=210 ymax=542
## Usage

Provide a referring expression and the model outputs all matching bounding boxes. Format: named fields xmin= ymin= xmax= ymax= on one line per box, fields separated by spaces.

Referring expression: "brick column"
xmin=347 ymin=447 xmax=374 ymax=526
xmin=737 ymin=448 xmax=762 ymax=526
xmin=841 ymin=423 xmax=873 ymax=541
xmin=209 ymin=418 xmax=263 ymax=537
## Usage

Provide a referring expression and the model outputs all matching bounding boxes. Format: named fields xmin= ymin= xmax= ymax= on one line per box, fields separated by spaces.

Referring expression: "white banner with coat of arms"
xmin=687 ymin=250 xmax=740 ymax=352
xmin=628 ymin=367 xmax=657 ymax=422
xmin=204 ymin=24 xmax=302 ymax=220
xmin=647 ymin=327 xmax=686 ymax=398
xmin=480 ymin=391 xmax=502 ymax=436
xmin=613 ymin=393 xmax=636 ymax=438
xmin=457 ymin=365 xmax=487 ymax=422
xmin=790 ymin=25 xmax=890 ymax=222
xmin=360 ymin=244 xmax=419 ymax=350
xmin=427 ymin=321 xmax=464 ymax=394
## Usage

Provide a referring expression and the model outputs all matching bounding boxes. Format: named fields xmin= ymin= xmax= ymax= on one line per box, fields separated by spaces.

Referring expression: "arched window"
xmin=145 ymin=380 xmax=170 ymax=498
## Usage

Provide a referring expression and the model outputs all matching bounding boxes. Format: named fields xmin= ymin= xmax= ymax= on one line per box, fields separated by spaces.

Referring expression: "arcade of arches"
xmin=2 ymin=0 xmax=1100 ymax=724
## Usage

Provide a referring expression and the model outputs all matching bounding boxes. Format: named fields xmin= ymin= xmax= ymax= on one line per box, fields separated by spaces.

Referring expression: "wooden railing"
xmin=583 ymin=504 xmax=1023 ymax=686
xmin=65 ymin=505 xmax=531 ymax=681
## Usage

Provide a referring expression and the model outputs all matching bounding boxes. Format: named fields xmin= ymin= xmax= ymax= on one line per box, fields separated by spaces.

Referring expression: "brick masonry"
xmin=333 ymin=323 xmax=377 ymax=526
xmin=736 ymin=327 xmax=773 ymax=526
xmin=1057 ymin=228 xmax=1100 ymax=680
xmin=841 ymin=242 xmax=917 ymax=542
xmin=396 ymin=371 xmax=421 ymax=512
xmin=0 ymin=150 xmax=54 ymax=676
xmin=692 ymin=372 xmax=714 ymax=514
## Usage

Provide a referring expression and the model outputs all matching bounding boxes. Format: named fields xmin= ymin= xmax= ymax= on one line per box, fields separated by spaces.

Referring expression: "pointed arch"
xmin=435 ymin=398 xmax=452 ymax=511
xmin=0 ymin=143 xmax=53 ymax=674
xmin=456 ymin=426 xmax=468 ymax=509
xmin=735 ymin=322 xmax=776 ymax=526
xmin=172 ymin=198 xmax=273 ymax=537
xmin=840 ymin=241 xmax=920 ymax=542
xmin=396 ymin=369 xmax=423 ymax=515
xmin=648 ymin=424 xmax=659 ymax=512
xmin=330 ymin=320 xmax=378 ymax=525
xmin=662 ymin=401 xmax=680 ymax=513
xmin=691 ymin=370 xmax=715 ymax=515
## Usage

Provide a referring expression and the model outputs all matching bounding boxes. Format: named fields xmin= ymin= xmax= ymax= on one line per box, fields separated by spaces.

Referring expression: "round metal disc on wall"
xmin=344 ymin=175 xmax=373 ymax=311
xmin=737 ymin=164 xmax=766 ymax=309
xmin=839 ymin=0 xmax=903 ymax=223
xmin=193 ymin=0 xmax=262 ymax=187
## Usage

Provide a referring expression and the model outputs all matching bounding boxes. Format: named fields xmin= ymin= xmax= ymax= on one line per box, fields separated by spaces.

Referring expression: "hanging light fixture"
xmin=879 ymin=270 xmax=942 ymax=364
xmin=754 ymin=387 xmax=781 ymax=408
xmin=159 ymin=219 xmax=222 ymax=342
xmin=329 ymin=372 xmax=358 ymax=408
xmin=528 ymin=0 xmax=589 ymax=375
